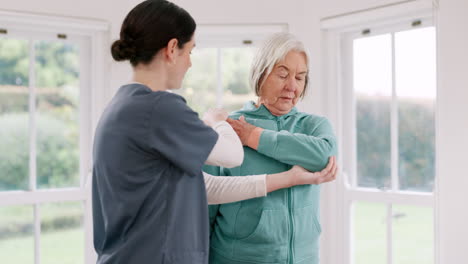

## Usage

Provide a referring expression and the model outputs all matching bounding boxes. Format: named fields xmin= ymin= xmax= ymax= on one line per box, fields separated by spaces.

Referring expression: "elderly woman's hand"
xmin=226 ymin=116 xmax=261 ymax=148
xmin=289 ymin=156 xmax=338 ymax=186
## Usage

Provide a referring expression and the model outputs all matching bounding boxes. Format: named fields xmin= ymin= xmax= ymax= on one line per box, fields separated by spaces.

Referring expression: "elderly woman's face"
xmin=258 ymin=51 xmax=307 ymax=116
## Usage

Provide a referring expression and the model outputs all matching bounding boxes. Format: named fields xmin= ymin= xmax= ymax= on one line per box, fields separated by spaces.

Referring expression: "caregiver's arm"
xmin=205 ymin=156 xmax=337 ymax=205
xmin=203 ymin=109 xmax=244 ymax=168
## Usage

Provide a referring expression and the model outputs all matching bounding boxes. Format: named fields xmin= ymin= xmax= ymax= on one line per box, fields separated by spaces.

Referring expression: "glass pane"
xmin=353 ymin=202 xmax=387 ymax=264
xmin=395 ymin=27 xmax=436 ymax=192
xmin=179 ymin=48 xmax=217 ymax=116
xmin=40 ymin=201 xmax=84 ymax=264
xmin=354 ymin=34 xmax=392 ymax=189
xmin=35 ymin=41 xmax=80 ymax=189
xmin=222 ymin=47 xmax=257 ymax=112
xmin=0 ymin=38 xmax=30 ymax=191
xmin=393 ymin=205 xmax=434 ymax=264
xmin=0 ymin=205 xmax=34 ymax=263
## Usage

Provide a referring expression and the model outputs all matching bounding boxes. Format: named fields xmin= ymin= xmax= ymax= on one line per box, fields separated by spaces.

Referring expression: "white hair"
xmin=250 ymin=32 xmax=310 ymax=98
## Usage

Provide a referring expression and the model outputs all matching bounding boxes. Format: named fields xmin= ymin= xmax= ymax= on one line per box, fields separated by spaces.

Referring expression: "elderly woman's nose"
xmin=285 ymin=76 xmax=298 ymax=91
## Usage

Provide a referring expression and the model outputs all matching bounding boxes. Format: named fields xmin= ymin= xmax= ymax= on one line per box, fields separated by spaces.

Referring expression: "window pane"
xmin=0 ymin=205 xmax=34 ymax=263
xmin=395 ymin=27 xmax=436 ymax=192
xmin=35 ymin=41 xmax=80 ymax=189
xmin=354 ymin=34 xmax=392 ymax=189
xmin=179 ymin=48 xmax=217 ymax=116
xmin=40 ymin=201 xmax=84 ymax=264
xmin=0 ymin=38 xmax=30 ymax=191
xmin=222 ymin=48 xmax=256 ymax=112
xmin=353 ymin=202 xmax=387 ymax=264
xmin=393 ymin=205 xmax=433 ymax=264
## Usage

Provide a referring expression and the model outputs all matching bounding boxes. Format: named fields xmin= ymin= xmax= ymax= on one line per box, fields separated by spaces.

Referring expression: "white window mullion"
xmin=391 ymin=32 xmax=399 ymax=192
xmin=0 ymin=189 xmax=87 ymax=206
xmin=216 ymin=48 xmax=223 ymax=108
xmin=346 ymin=198 xmax=354 ymax=264
xmin=79 ymin=36 xmax=96 ymax=264
xmin=387 ymin=204 xmax=393 ymax=264
xmin=347 ymin=189 xmax=434 ymax=206
xmin=34 ymin=204 xmax=41 ymax=264
xmin=344 ymin=36 xmax=356 ymax=264
xmin=389 ymin=32 xmax=396 ymax=264
xmin=79 ymin=38 xmax=91 ymax=189
xmin=28 ymin=39 xmax=41 ymax=264
xmin=389 ymin=32 xmax=397 ymax=264
xmin=348 ymin=37 xmax=358 ymax=189
xmin=28 ymin=39 xmax=37 ymax=192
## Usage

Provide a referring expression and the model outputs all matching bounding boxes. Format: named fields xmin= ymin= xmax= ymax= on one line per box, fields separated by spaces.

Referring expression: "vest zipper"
xmin=277 ymin=117 xmax=295 ymax=264
xmin=288 ymin=188 xmax=295 ymax=264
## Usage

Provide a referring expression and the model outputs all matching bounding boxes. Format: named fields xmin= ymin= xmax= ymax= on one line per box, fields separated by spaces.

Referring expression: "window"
xmin=176 ymin=24 xmax=287 ymax=114
xmin=340 ymin=20 xmax=436 ymax=264
xmin=0 ymin=11 xmax=108 ymax=264
xmin=180 ymin=47 xmax=256 ymax=114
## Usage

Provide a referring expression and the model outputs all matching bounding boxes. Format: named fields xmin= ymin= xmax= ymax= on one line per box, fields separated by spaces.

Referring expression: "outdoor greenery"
xmin=0 ymin=38 xmax=82 ymax=260
xmin=354 ymin=202 xmax=433 ymax=264
xmin=0 ymin=113 xmax=79 ymax=190
xmin=0 ymin=37 xmax=80 ymax=191
xmin=0 ymin=228 xmax=84 ymax=264
xmin=178 ymin=47 xmax=256 ymax=115
xmin=0 ymin=203 xmax=83 ymax=239
xmin=356 ymin=94 xmax=435 ymax=192
xmin=0 ymin=203 xmax=84 ymax=263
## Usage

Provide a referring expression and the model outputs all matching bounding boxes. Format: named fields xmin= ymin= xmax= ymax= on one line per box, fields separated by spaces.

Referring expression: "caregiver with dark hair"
xmin=92 ymin=1 xmax=337 ymax=263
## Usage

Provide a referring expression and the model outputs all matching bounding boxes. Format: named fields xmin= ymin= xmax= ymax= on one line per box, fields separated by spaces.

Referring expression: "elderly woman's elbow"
xmin=317 ymin=140 xmax=337 ymax=169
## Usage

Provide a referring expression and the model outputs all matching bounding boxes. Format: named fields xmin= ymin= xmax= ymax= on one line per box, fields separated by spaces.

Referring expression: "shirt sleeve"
xmin=205 ymin=121 xmax=244 ymax=168
xmin=204 ymin=172 xmax=266 ymax=205
xmin=148 ymin=93 xmax=218 ymax=176
xmin=257 ymin=117 xmax=337 ymax=172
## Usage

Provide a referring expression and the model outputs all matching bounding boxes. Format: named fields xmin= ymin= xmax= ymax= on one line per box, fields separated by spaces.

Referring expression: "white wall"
xmin=318 ymin=0 xmax=408 ymax=18
xmin=436 ymin=0 xmax=468 ymax=262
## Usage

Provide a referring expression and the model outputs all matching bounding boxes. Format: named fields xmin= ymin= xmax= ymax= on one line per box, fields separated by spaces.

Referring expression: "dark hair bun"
xmin=112 ymin=0 xmax=196 ymax=66
xmin=111 ymin=39 xmax=137 ymax=61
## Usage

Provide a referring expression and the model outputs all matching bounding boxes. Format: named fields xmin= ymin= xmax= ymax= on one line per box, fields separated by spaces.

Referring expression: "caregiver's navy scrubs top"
xmin=92 ymin=83 xmax=218 ymax=264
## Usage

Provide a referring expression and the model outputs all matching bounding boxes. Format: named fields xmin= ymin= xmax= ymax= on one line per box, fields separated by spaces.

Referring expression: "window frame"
xmin=343 ymin=21 xmax=436 ymax=264
xmin=341 ymin=18 xmax=436 ymax=194
xmin=0 ymin=10 xmax=109 ymax=264
xmin=319 ymin=2 xmax=437 ymax=264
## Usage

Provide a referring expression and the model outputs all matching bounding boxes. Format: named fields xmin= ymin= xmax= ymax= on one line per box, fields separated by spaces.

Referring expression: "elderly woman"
xmin=206 ymin=33 xmax=337 ymax=264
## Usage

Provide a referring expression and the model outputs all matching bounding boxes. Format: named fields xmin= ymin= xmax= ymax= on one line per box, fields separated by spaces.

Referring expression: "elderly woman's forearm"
xmin=257 ymin=129 xmax=336 ymax=171
xmin=246 ymin=127 xmax=263 ymax=150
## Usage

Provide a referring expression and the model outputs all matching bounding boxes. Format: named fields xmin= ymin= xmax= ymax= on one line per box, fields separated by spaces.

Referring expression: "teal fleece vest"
xmin=206 ymin=102 xmax=337 ymax=264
